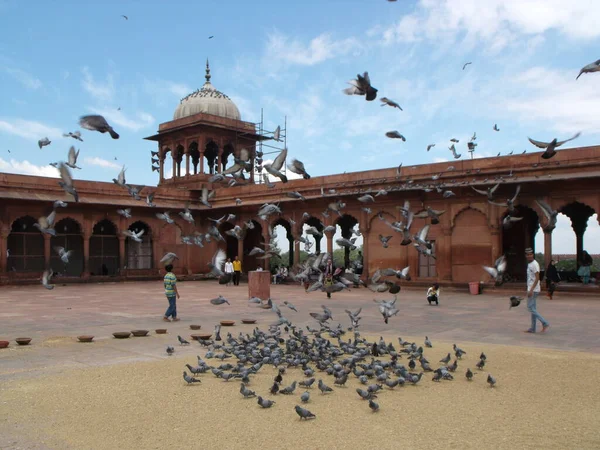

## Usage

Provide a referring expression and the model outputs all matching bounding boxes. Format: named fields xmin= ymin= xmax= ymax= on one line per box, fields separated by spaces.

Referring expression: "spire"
xmin=205 ymin=59 xmax=211 ymax=83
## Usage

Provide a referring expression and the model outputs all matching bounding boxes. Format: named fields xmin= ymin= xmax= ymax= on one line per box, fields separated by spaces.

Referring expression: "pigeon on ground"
xmin=183 ymin=371 xmax=201 ymax=384
xmin=318 ymin=379 xmax=333 ymax=394
xmin=476 ymin=359 xmax=486 ymax=370
xmin=440 ymin=353 xmax=451 ymax=364
xmin=300 ymin=391 xmax=310 ymax=403
xmin=380 ymin=97 xmax=402 ymax=110
xmin=368 ymin=399 xmax=380 ymax=412
xmin=425 ymin=336 xmax=432 ymax=348
xmin=257 ymin=396 xmax=275 ymax=408
xmin=343 ymin=72 xmax=377 ymax=101
xmin=294 ymin=405 xmax=316 ymax=420
xmin=527 ymin=132 xmax=581 ymax=159
xmin=177 ymin=335 xmax=190 ymax=345
xmin=240 ymin=383 xmax=256 ymax=398
xmin=576 ymin=59 xmax=600 ymax=80
xmin=79 ymin=115 xmax=119 ymax=139
xmin=166 ymin=346 xmax=174 ymax=356
xmin=466 ymin=368 xmax=475 ymax=380
xmin=487 ymin=374 xmax=497 ymax=387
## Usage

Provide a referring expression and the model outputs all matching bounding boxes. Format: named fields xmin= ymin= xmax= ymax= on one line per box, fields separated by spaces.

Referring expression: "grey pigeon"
xmin=576 ymin=59 xmax=600 ymax=80
xmin=343 ymin=72 xmax=377 ymax=101
xmin=177 ymin=335 xmax=190 ymax=345
xmin=41 ymin=269 xmax=54 ymax=290
xmin=183 ymin=371 xmax=201 ymax=384
xmin=38 ymin=137 xmax=51 ymax=149
xmin=294 ymin=405 xmax=316 ymax=420
xmin=58 ymin=162 xmax=79 ymax=202
xmin=380 ymin=97 xmax=402 ymax=110
xmin=368 ymin=399 xmax=380 ymax=412
xmin=240 ymin=383 xmax=256 ymax=398
xmin=528 ymin=132 xmax=581 ymax=159
xmin=385 ymin=131 xmax=406 ymax=141
xmin=509 ymin=296 xmax=522 ymax=309
xmin=300 ymin=391 xmax=310 ymax=403
xmin=79 ymin=114 xmax=119 ymax=139
xmin=439 ymin=353 xmax=451 ymax=364
xmin=318 ymin=379 xmax=333 ymax=394
xmin=465 ymin=368 xmax=475 ymax=380
xmin=287 ymin=158 xmax=310 ymax=179
xmin=166 ymin=346 xmax=174 ymax=356
xmin=283 ymin=301 xmax=298 ymax=312
xmin=210 ymin=295 xmax=230 ymax=306
xmin=257 ymin=396 xmax=275 ymax=408
xmin=424 ymin=336 xmax=432 ymax=348
xmin=487 ymin=374 xmax=496 ymax=387
xmin=63 ymin=130 xmax=83 ymax=141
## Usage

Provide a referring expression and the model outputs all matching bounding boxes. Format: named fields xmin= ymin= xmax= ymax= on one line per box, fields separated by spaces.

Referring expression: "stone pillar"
xmin=172 ymin=152 xmax=177 ymax=179
xmin=293 ymin=239 xmax=300 ymax=266
xmin=261 ymin=227 xmax=270 ymax=270
xmin=571 ymin=218 xmax=587 ymax=269
xmin=200 ymin=151 xmax=205 ymax=174
xmin=217 ymin=148 xmax=223 ymax=173
xmin=325 ymin=230 xmax=334 ymax=256
xmin=118 ymin=235 xmax=126 ymax=271
xmin=361 ymin=227 xmax=370 ymax=282
xmin=0 ymin=226 xmax=8 ymax=273
xmin=439 ymin=225 xmax=453 ymax=281
xmin=82 ymin=231 xmax=91 ymax=279
xmin=543 ymin=230 xmax=552 ymax=270
xmin=159 ymin=149 xmax=165 ymax=182
xmin=185 ymin=153 xmax=190 ymax=176
xmin=287 ymin=233 xmax=294 ymax=269
xmin=44 ymin=234 xmax=51 ymax=268
xmin=490 ymin=224 xmax=502 ymax=261
xmin=237 ymin=238 xmax=244 ymax=264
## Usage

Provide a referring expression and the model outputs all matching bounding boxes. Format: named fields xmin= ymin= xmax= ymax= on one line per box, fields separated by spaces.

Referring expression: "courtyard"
xmin=1 ymin=280 xmax=599 ymax=449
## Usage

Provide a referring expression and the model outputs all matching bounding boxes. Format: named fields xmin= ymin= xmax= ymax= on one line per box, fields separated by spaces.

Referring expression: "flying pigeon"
xmin=117 ymin=208 xmax=131 ymax=218
xmin=576 ymin=59 xmax=600 ymax=80
xmin=159 ymin=252 xmax=178 ymax=265
xmin=482 ymin=254 xmax=507 ymax=286
xmin=38 ymin=137 xmax=51 ymax=149
xmin=343 ymin=72 xmax=378 ymax=101
xmin=385 ymin=131 xmax=406 ymax=141
xmin=54 ymin=246 xmax=73 ymax=264
xmin=527 ymin=132 xmax=581 ymax=159
xmin=210 ymin=295 xmax=230 ymax=306
xmin=264 ymin=148 xmax=288 ymax=183
xmin=535 ymin=199 xmax=559 ymax=232
xmin=57 ymin=162 xmax=79 ymax=202
xmin=427 ymin=144 xmax=435 ymax=151
xmin=122 ymin=228 xmax=144 ymax=243
xmin=380 ymin=97 xmax=402 ymax=110
xmin=41 ymin=269 xmax=54 ymax=290
xmin=462 ymin=62 xmax=472 ymax=70
xmin=63 ymin=131 xmax=83 ymax=141
xmin=509 ymin=296 xmax=522 ymax=309
xmin=287 ymin=158 xmax=310 ymax=179
xmin=79 ymin=115 xmax=119 ymax=139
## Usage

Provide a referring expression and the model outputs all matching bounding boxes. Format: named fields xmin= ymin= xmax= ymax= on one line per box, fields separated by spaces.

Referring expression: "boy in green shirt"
xmin=163 ymin=264 xmax=180 ymax=322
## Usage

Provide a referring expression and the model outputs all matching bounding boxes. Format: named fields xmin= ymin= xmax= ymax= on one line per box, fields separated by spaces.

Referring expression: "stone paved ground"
xmin=0 ymin=279 xmax=598 ymax=379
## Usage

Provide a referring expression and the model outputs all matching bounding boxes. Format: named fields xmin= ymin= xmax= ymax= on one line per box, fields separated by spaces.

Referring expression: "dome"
xmin=173 ymin=60 xmax=241 ymax=121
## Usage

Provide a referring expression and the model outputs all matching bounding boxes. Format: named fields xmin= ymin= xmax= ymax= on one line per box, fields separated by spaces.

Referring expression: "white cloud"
xmin=81 ymin=67 xmax=115 ymax=101
xmin=379 ymin=0 xmax=600 ymax=49
xmin=87 ymin=107 xmax=154 ymax=132
xmin=83 ymin=156 xmax=121 ymax=170
xmin=4 ymin=68 xmax=42 ymax=90
xmin=264 ymin=30 xmax=362 ymax=66
xmin=0 ymin=118 xmax=63 ymax=141
xmin=0 ymin=158 xmax=59 ymax=178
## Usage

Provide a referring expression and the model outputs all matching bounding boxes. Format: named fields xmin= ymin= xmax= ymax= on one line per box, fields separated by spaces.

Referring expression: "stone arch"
xmin=221 ymin=143 xmax=235 ymax=172
xmin=558 ymin=201 xmax=596 ymax=270
xmin=50 ymin=218 xmax=84 ymax=277
xmin=205 ymin=140 xmax=219 ymax=175
xmin=451 ymin=208 xmax=491 ymax=283
xmin=174 ymin=144 xmax=184 ymax=178
xmin=335 ymin=214 xmax=360 ymax=269
xmin=188 ymin=141 xmax=201 ymax=175
xmin=7 ymin=215 xmax=44 ymax=272
xmin=243 ymin=219 xmax=264 ymax=271
xmin=162 ymin=147 xmax=173 ymax=180
xmin=368 ymin=211 xmax=394 ymax=228
xmin=90 ymin=219 xmax=119 ymax=276
xmin=125 ymin=221 xmax=153 ymax=269
xmin=272 ymin=217 xmax=293 ymax=270
xmin=501 ymin=205 xmax=539 ymax=282
xmin=451 ymin=205 xmax=488 ymax=230
xmin=302 ymin=216 xmax=325 ymax=254
xmin=218 ymin=222 xmax=238 ymax=260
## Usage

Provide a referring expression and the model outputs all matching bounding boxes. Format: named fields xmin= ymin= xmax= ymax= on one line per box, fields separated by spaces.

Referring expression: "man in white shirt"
xmin=524 ymin=248 xmax=550 ymax=333
xmin=224 ymin=258 xmax=234 ymax=286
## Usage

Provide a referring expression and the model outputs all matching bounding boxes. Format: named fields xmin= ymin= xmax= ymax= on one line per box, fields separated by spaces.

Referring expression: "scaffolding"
xmin=233 ymin=108 xmax=287 ymax=184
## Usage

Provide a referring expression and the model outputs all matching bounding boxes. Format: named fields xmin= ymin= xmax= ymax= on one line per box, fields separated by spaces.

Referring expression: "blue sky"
xmin=0 ymin=0 xmax=599 ymax=253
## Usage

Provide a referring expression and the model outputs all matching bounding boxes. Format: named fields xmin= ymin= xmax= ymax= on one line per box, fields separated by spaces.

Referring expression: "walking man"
xmin=224 ymin=258 xmax=234 ymax=286
xmin=524 ymin=248 xmax=549 ymax=333
xmin=233 ymin=255 xmax=242 ymax=286
xmin=163 ymin=264 xmax=180 ymax=322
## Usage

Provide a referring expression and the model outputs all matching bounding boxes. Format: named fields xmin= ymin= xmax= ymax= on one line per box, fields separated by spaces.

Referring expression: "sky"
xmin=0 ymin=0 xmax=599 ymax=254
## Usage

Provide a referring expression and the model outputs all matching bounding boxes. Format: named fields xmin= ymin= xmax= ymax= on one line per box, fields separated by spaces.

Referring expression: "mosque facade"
xmin=1 ymin=62 xmax=599 ymax=287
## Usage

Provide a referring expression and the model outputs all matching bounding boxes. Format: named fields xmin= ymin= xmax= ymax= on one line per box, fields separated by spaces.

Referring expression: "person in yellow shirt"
xmin=232 ymin=256 xmax=242 ymax=286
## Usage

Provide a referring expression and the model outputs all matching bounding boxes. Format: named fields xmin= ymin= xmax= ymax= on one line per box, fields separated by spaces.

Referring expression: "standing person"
xmin=224 ymin=258 xmax=234 ymax=286
xmin=232 ymin=255 xmax=242 ymax=286
xmin=577 ymin=250 xmax=593 ymax=285
xmin=524 ymin=248 xmax=550 ymax=333
xmin=163 ymin=264 xmax=180 ymax=322
xmin=545 ymin=259 xmax=560 ymax=299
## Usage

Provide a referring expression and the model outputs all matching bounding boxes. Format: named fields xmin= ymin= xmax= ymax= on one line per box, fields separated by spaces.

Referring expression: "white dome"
xmin=173 ymin=61 xmax=241 ymax=121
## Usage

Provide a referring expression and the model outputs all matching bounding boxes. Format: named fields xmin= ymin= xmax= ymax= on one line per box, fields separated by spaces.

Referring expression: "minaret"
xmin=204 ymin=59 xmax=211 ymax=85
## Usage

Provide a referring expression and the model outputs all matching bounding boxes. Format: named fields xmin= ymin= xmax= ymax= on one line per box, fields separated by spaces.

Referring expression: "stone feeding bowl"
xmin=0 ymin=340 xmax=9 ymax=349
xmin=131 ymin=330 xmax=149 ymax=337
xmin=15 ymin=337 xmax=32 ymax=346
xmin=195 ymin=333 xmax=212 ymax=341
xmin=77 ymin=335 xmax=94 ymax=343
xmin=155 ymin=329 xmax=167 ymax=334
xmin=113 ymin=332 xmax=131 ymax=339
xmin=241 ymin=319 xmax=257 ymax=324
xmin=190 ymin=324 xmax=202 ymax=330
xmin=220 ymin=320 xmax=235 ymax=327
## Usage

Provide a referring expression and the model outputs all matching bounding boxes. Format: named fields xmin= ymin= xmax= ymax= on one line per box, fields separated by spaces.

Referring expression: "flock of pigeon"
xmin=170 ymin=301 xmax=496 ymax=419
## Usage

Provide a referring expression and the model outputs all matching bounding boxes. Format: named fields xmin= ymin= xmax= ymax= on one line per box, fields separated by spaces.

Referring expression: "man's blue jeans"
xmin=165 ymin=295 xmax=177 ymax=318
xmin=527 ymin=292 xmax=548 ymax=332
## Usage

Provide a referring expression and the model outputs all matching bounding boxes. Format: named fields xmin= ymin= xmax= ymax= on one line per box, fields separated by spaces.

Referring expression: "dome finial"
xmin=205 ymin=59 xmax=211 ymax=83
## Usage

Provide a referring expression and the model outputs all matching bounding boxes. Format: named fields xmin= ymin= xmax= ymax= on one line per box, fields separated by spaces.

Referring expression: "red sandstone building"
xmin=1 ymin=64 xmax=599 ymax=287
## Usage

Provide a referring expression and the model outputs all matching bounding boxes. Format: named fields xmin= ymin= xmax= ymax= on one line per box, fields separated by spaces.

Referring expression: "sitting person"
xmin=272 ymin=266 xmax=284 ymax=284
xmin=426 ymin=283 xmax=440 ymax=305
